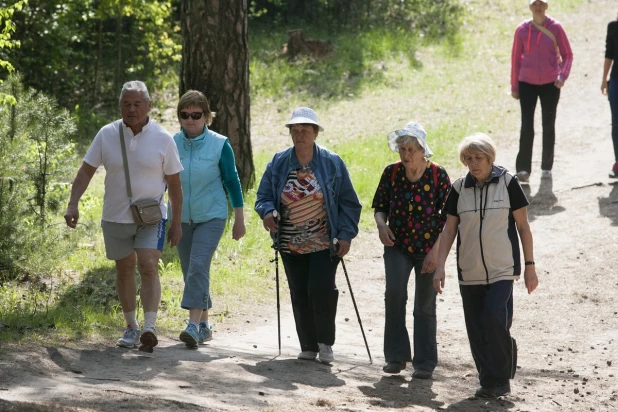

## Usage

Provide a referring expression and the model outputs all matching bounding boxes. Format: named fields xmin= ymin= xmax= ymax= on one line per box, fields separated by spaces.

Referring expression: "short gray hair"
xmin=394 ymin=135 xmax=424 ymax=154
xmin=458 ymin=133 xmax=497 ymax=165
xmin=119 ymin=81 xmax=151 ymax=103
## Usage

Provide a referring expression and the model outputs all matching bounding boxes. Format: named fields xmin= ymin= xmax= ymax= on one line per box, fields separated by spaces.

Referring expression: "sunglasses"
xmin=180 ymin=111 xmax=204 ymax=120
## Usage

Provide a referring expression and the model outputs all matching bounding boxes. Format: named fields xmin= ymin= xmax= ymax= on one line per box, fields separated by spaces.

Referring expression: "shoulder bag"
xmin=119 ymin=126 xmax=163 ymax=226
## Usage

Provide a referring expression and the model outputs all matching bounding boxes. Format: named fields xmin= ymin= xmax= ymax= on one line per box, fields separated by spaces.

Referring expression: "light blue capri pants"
xmin=177 ymin=218 xmax=226 ymax=310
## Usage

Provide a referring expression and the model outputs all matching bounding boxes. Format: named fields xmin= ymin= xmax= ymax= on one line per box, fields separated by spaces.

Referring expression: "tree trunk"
xmin=180 ymin=0 xmax=254 ymax=191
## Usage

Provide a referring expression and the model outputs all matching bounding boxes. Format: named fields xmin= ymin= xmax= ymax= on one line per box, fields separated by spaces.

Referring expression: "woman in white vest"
xmin=173 ymin=90 xmax=246 ymax=348
xmin=434 ymin=133 xmax=538 ymax=398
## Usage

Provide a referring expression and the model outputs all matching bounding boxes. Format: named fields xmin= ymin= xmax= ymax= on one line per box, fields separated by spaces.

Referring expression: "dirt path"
xmin=2 ymin=1 xmax=618 ymax=411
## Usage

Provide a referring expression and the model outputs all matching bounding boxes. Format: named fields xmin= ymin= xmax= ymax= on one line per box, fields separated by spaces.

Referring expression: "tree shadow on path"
xmin=238 ymin=358 xmax=345 ymax=391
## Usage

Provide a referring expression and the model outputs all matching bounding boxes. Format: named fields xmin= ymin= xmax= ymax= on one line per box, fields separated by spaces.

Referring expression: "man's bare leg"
xmin=136 ymin=248 xmax=161 ymax=352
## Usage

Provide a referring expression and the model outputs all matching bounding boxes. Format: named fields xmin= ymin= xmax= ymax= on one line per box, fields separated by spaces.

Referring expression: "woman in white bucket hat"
xmin=371 ymin=121 xmax=451 ymax=378
xmin=255 ymin=107 xmax=361 ymax=364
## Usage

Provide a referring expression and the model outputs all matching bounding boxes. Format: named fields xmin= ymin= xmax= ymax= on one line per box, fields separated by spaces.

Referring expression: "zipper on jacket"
xmin=478 ymin=184 xmax=490 ymax=282
xmin=187 ymin=140 xmax=193 ymax=223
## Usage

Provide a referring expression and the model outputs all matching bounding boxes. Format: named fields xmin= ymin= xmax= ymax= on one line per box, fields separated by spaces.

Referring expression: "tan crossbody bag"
xmin=119 ymin=126 xmax=163 ymax=226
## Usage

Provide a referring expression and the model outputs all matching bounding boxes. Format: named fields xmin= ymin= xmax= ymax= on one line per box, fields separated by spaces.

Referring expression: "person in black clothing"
xmin=602 ymin=12 xmax=618 ymax=178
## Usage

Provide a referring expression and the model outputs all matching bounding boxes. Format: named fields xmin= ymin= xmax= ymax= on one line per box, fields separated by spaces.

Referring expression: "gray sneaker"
xmin=297 ymin=351 xmax=317 ymax=360
xmin=318 ymin=343 xmax=334 ymax=364
xmin=116 ymin=327 xmax=140 ymax=348
xmin=198 ymin=322 xmax=213 ymax=344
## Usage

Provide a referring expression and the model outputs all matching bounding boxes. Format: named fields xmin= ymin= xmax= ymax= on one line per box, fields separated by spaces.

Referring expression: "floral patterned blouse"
xmin=279 ymin=167 xmax=330 ymax=254
xmin=371 ymin=161 xmax=451 ymax=256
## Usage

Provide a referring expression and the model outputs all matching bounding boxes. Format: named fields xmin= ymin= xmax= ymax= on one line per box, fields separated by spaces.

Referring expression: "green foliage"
xmin=0 ymin=0 xmax=26 ymax=105
xmin=3 ymin=0 xmax=180 ymax=144
xmin=249 ymin=0 xmax=462 ymax=34
xmin=0 ymin=74 xmax=77 ymax=277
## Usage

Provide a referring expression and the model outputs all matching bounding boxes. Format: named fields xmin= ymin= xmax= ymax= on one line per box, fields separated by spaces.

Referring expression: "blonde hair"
xmin=177 ymin=90 xmax=215 ymax=125
xmin=458 ymin=133 xmax=497 ymax=165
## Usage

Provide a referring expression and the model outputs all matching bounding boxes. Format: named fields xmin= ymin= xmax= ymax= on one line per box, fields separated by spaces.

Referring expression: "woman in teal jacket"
xmin=173 ymin=90 xmax=245 ymax=348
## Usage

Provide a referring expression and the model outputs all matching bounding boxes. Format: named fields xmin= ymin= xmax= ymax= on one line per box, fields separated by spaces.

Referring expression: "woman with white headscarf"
xmin=371 ymin=121 xmax=451 ymax=378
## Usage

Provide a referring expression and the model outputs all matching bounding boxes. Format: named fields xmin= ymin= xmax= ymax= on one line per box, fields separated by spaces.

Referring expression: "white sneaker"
xmin=516 ymin=171 xmax=529 ymax=183
xmin=541 ymin=170 xmax=552 ymax=179
xmin=116 ymin=327 xmax=140 ymax=348
xmin=297 ymin=351 xmax=317 ymax=360
xmin=318 ymin=343 xmax=334 ymax=364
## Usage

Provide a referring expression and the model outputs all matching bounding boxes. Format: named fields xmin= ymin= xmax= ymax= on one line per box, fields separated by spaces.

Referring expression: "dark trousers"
xmin=608 ymin=78 xmax=618 ymax=162
xmin=460 ymin=280 xmax=517 ymax=388
xmin=383 ymin=247 xmax=437 ymax=371
xmin=281 ymin=249 xmax=340 ymax=352
xmin=516 ymin=81 xmax=561 ymax=173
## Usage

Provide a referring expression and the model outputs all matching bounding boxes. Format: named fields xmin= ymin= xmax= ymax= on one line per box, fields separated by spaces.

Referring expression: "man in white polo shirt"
xmin=64 ymin=80 xmax=183 ymax=352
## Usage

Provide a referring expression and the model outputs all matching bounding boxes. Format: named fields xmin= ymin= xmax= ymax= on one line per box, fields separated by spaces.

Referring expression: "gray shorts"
xmin=101 ymin=220 xmax=166 ymax=260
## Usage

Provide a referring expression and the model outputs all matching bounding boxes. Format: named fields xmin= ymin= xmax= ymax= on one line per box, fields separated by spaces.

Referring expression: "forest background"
xmin=0 ymin=0 xmax=582 ymax=342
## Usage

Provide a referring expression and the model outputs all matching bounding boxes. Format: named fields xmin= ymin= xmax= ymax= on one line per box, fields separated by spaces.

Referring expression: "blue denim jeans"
xmin=177 ymin=219 xmax=226 ymax=310
xmin=383 ymin=246 xmax=437 ymax=371
xmin=608 ymin=78 xmax=618 ymax=162
xmin=280 ymin=249 xmax=340 ymax=352
xmin=460 ymin=280 xmax=516 ymax=388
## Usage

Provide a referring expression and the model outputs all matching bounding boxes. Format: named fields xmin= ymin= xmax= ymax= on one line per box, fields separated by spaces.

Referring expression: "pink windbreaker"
xmin=510 ymin=16 xmax=573 ymax=93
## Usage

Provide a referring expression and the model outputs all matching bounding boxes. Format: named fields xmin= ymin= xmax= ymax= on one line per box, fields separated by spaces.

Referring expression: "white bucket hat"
xmin=285 ymin=107 xmax=324 ymax=132
xmin=387 ymin=121 xmax=433 ymax=158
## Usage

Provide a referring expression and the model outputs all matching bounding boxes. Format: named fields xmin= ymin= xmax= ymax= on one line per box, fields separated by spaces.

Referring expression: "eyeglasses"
xmin=180 ymin=111 xmax=204 ymax=120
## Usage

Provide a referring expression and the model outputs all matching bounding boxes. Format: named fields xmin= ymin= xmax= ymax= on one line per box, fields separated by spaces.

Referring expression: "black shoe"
xmin=494 ymin=383 xmax=511 ymax=397
xmin=475 ymin=383 xmax=511 ymax=398
xmin=382 ymin=361 xmax=406 ymax=374
xmin=475 ymin=386 xmax=496 ymax=398
xmin=412 ymin=369 xmax=433 ymax=379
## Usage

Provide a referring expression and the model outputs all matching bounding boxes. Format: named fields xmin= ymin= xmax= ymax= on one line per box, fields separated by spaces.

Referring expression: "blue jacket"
xmin=173 ymin=127 xmax=229 ymax=223
xmin=255 ymin=143 xmax=362 ymax=255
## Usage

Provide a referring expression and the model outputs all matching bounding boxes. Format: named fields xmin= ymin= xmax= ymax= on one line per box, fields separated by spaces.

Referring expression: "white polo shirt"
xmin=84 ymin=118 xmax=183 ymax=223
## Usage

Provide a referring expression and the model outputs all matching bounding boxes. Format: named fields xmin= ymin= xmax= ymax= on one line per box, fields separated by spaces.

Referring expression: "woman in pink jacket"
xmin=511 ymin=0 xmax=573 ymax=182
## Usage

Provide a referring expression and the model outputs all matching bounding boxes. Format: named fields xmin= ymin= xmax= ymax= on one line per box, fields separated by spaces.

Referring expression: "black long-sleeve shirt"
xmin=605 ymin=20 xmax=618 ymax=79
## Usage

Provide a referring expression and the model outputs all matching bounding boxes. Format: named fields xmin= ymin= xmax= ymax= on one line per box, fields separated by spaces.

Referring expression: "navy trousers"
xmin=460 ymin=280 xmax=517 ymax=388
xmin=608 ymin=78 xmax=618 ymax=162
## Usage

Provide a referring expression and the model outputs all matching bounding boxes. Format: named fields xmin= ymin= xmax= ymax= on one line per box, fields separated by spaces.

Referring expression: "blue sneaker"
xmin=179 ymin=323 xmax=199 ymax=348
xmin=199 ymin=322 xmax=213 ymax=344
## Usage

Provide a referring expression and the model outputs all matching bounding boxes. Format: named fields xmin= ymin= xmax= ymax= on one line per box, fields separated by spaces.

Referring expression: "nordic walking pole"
xmin=269 ymin=210 xmax=281 ymax=356
xmin=334 ymin=239 xmax=372 ymax=364
xmin=274 ymin=247 xmax=281 ymax=356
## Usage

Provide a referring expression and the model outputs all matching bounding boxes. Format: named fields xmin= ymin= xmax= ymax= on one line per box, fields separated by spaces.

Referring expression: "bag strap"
xmin=119 ymin=125 xmax=133 ymax=201
xmin=389 ymin=161 xmax=401 ymax=185
xmin=430 ymin=161 xmax=439 ymax=188
xmin=531 ymin=20 xmax=559 ymax=56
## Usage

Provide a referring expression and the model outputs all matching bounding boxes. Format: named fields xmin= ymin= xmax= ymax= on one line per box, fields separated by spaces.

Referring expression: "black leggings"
xmin=516 ymin=81 xmax=561 ymax=173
